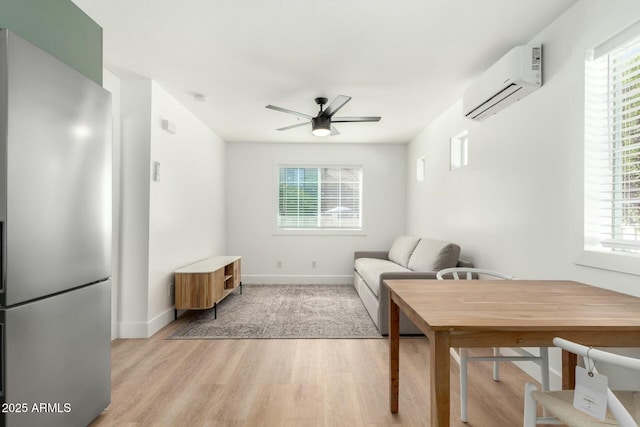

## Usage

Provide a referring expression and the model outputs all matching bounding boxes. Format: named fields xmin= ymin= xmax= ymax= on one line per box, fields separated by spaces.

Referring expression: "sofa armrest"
xmin=457 ymin=258 xmax=474 ymax=268
xmin=354 ymin=251 xmax=389 ymax=262
xmin=379 ymin=271 xmax=439 ymax=281
xmin=376 ymin=271 xmax=439 ymax=335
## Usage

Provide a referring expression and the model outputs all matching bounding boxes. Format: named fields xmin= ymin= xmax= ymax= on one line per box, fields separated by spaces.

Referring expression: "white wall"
xmin=148 ymin=81 xmax=226 ymax=328
xmin=103 ymin=69 xmax=121 ymax=340
xmin=118 ymin=79 xmax=152 ymax=337
xmin=226 ymin=142 xmax=406 ymax=284
xmin=114 ymin=77 xmax=226 ymax=338
xmin=406 ymin=0 xmax=640 ymax=387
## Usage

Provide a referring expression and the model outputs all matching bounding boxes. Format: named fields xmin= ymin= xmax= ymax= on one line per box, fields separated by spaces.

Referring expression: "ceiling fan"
xmin=266 ymin=95 xmax=381 ymax=137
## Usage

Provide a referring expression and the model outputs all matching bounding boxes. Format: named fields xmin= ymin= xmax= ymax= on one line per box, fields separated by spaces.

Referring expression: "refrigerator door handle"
xmin=0 ymin=322 xmax=4 ymax=396
xmin=1 ymin=220 xmax=4 ymax=293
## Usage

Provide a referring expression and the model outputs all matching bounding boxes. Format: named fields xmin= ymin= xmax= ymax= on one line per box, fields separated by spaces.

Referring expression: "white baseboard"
xmin=501 ymin=348 xmax=562 ymax=390
xmin=510 ymin=359 xmax=562 ymax=390
xmin=148 ymin=307 xmax=175 ymax=336
xmin=117 ymin=307 xmax=175 ymax=339
xmin=242 ymin=274 xmax=354 ymax=285
xmin=117 ymin=321 xmax=149 ymax=339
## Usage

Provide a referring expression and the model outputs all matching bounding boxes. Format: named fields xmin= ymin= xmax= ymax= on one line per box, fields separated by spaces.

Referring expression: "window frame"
xmin=578 ymin=21 xmax=640 ymax=276
xmin=273 ymin=164 xmax=365 ymax=236
xmin=450 ymin=130 xmax=469 ymax=171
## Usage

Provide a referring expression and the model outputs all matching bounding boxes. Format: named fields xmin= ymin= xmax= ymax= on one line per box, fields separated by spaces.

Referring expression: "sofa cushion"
xmin=387 ymin=235 xmax=420 ymax=268
xmin=354 ymin=258 xmax=410 ymax=297
xmin=407 ymin=238 xmax=461 ymax=272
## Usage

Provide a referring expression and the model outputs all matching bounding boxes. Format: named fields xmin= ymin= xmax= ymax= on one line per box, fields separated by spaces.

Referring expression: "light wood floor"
xmin=90 ymin=314 xmax=539 ymax=427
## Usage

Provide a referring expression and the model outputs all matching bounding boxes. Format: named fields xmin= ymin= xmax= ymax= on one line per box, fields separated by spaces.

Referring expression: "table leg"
xmin=562 ymin=349 xmax=578 ymax=389
xmin=389 ymin=293 xmax=400 ymax=413
xmin=430 ymin=331 xmax=451 ymax=427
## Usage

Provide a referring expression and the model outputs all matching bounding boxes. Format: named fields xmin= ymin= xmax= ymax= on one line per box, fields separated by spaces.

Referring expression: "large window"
xmin=585 ymin=30 xmax=640 ymax=253
xmin=278 ymin=166 xmax=362 ymax=230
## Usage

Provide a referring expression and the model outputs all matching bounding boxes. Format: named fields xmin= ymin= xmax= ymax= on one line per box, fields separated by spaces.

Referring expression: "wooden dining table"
xmin=385 ymin=279 xmax=640 ymax=426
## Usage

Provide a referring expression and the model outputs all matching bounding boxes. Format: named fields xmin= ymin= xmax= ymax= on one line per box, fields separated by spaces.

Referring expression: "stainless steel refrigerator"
xmin=0 ymin=30 xmax=111 ymax=427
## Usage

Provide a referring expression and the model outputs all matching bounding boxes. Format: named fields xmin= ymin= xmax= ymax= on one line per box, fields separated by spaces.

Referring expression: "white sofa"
xmin=354 ymin=235 xmax=470 ymax=335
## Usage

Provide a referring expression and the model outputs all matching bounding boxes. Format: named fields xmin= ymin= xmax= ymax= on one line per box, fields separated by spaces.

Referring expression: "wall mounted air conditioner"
xmin=463 ymin=44 xmax=542 ymax=121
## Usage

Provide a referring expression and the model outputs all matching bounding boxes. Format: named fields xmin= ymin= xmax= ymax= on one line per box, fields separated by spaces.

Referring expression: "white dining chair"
xmin=524 ymin=337 xmax=640 ymax=427
xmin=436 ymin=267 xmax=550 ymax=423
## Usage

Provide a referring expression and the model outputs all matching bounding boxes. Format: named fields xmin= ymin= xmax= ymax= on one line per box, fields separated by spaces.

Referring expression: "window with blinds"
xmin=585 ymin=31 xmax=640 ymax=253
xmin=278 ymin=166 xmax=362 ymax=229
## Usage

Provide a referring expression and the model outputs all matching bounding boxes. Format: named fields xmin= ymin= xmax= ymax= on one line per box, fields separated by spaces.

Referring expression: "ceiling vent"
xmin=463 ymin=44 xmax=542 ymax=121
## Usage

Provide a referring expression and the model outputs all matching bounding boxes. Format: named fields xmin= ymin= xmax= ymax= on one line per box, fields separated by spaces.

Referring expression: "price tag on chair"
xmin=573 ymin=365 xmax=608 ymax=420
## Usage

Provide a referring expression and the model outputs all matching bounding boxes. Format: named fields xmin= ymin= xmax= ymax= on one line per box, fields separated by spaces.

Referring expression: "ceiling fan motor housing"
xmin=312 ymin=116 xmax=331 ymax=134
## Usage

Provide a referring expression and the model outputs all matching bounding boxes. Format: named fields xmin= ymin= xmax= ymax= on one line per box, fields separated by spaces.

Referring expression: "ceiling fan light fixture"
xmin=312 ymin=127 xmax=331 ymax=137
xmin=312 ymin=116 xmax=331 ymax=137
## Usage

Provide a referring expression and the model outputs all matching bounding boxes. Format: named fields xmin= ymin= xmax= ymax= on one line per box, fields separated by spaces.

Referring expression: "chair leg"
xmin=523 ymin=382 xmax=538 ymax=427
xmin=460 ymin=348 xmax=468 ymax=423
xmin=493 ymin=347 xmax=500 ymax=381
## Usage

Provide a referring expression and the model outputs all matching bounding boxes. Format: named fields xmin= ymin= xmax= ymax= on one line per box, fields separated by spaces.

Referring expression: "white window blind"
xmin=585 ymin=32 xmax=640 ymax=253
xmin=278 ymin=166 xmax=362 ymax=229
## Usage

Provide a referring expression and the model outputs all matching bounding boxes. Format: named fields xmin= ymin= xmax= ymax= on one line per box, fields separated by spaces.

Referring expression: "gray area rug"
xmin=168 ymin=284 xmax=382 ymax=339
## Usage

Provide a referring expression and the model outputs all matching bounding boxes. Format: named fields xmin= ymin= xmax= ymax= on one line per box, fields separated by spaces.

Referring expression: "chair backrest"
xmin=436 ymin=267 xmax=515 ymax=281
xmin=553 ymin=337 xmax=640 ymax=427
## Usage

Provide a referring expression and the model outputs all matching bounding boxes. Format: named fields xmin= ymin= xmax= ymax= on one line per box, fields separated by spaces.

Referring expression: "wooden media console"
xmin=174 ymin=255 xmax=242 ymax=319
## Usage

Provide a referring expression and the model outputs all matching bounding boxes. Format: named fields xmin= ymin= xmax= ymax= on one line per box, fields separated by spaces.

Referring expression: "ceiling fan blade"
xmin=332 ymin=116 xmax=382 ymax=123
xmin=266 ymin=105 xmax=313 ymax=119
xmin=320 ymin=95 xmax=351 ymax=118
xmin=330 ymin=125 xmax=340 ymax=136
xmin=276 ymin=122 xmax=310 ymax=131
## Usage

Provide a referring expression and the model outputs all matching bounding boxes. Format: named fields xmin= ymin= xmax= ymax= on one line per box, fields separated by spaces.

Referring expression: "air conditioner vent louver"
xmin=465 ymin=84 xmax=523 ymax=120
xmin=463 ymin=45 xmax=542 ymax=121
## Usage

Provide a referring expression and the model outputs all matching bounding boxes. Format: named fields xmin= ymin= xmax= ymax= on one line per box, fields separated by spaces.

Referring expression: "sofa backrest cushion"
xmin=408 ymin=238 xmax=461 ymax=272
xmin=388 ymin=235 xmax=421 ymax=268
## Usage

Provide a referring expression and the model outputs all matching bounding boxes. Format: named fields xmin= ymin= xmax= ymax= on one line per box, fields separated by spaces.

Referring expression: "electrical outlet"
xmin=311 ymin=261 xmax=317 ymax=269
xmin=276 ymin=260 xmax=282 ymax=268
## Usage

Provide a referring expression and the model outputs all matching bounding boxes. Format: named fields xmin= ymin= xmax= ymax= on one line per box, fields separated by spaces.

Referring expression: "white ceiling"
xmin=72 ymin=0 xmax=577 ymax=144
